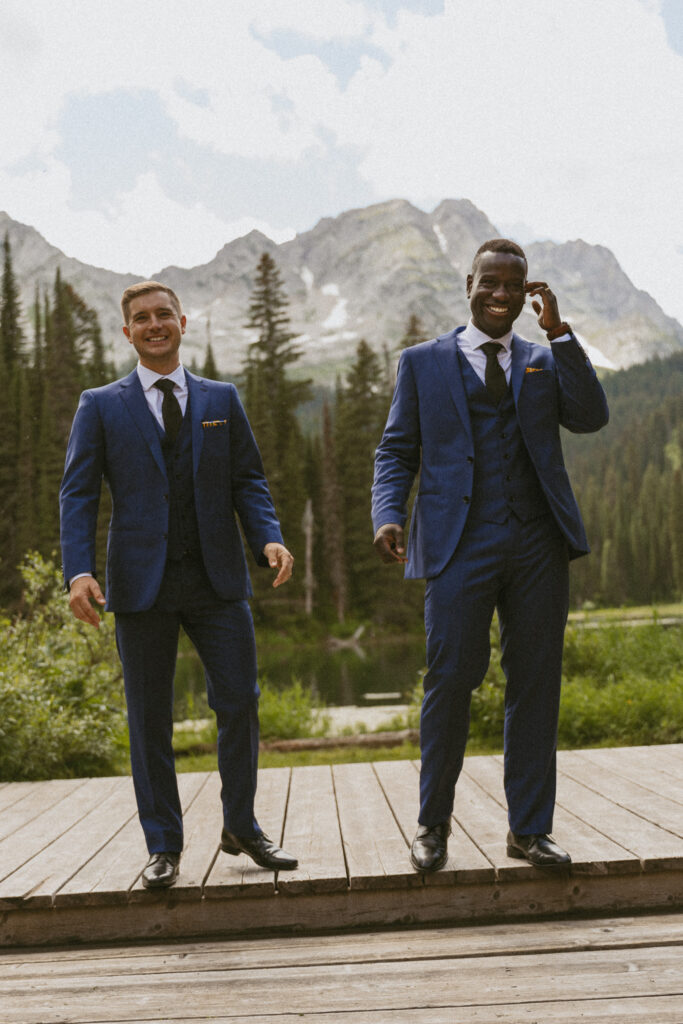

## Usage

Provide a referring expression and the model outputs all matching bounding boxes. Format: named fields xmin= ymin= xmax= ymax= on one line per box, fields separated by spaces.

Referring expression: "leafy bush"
xmin=402 ymin=623 xmax=683 ymax=749
xmin=257 ymin=679 xmax=331 ymax=740
xmin=0 ymin=554 xmax=127 ymax=780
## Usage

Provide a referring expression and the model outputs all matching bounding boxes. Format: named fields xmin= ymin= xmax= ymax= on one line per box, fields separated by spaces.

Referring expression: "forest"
xmin=1 ymin=235 xmax=681 ymax=620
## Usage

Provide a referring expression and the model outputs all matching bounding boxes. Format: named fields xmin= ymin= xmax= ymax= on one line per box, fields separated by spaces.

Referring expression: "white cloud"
xmin=0 ymin=0 xmax=682 ymax=322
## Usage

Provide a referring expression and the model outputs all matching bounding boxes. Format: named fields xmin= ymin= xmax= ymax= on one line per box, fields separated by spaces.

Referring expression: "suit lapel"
xmin=186 ymin=370 xmax=210 ymax=476
xmin=433 ymin=328 xmax=473 ymax=443
xmin=118 ymin=370 xmax=167 ymax=478
xmin=510 ymin=333 xmax=531 ymax=407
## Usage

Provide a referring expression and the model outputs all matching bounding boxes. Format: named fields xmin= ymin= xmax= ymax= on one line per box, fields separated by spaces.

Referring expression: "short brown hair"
xmin=120 ymin=281 xmax=183 ymax=325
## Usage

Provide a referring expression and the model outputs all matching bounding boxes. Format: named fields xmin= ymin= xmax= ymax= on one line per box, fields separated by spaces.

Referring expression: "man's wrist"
xmin=546 ymin=322 xmax=572 ymax=341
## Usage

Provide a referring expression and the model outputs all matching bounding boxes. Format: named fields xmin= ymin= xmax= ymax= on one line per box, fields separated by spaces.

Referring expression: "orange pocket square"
xmin=202 ymin=419 xmax=227 ymax=428
xmin=525 ymin=367 xmax=545 ymax=374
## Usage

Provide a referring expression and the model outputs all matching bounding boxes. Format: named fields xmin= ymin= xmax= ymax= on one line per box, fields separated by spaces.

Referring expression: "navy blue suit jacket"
xmin=60 ymin=369 xmax=283 ymax=612
xmin=372 ymin=329 xmax=609 ymax=578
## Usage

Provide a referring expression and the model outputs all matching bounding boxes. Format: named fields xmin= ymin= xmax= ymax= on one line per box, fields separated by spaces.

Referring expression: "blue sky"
xmin=1 ymin=0 xmax=683 ymax=323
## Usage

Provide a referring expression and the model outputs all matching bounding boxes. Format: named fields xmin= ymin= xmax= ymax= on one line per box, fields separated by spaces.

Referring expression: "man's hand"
xmin=69 ymin=576 xmax=106 ymax=628
xmin=264 ymin=542 xmax=294 ymax=587
xmin=373 ymin=524 xmax=407 ymax=564
xmin=526 ymin=281 xmax=563 ymax=333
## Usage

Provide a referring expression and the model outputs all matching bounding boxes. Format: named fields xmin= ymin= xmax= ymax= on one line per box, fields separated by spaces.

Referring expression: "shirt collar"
xmin=137 ymin=362 xmax=186 ymax=392
xmin=459 ymin=319 xmax=514 ymax=353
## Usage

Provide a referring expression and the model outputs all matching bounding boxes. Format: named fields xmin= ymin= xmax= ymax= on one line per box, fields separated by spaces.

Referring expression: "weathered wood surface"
xmin=0 ymin=744 xmax=681 ymax=947
xmin=1 ymin=912 xmax=682 ymax=1023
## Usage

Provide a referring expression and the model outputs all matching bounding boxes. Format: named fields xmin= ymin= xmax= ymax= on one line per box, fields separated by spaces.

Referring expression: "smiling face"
xmin=466 ymin=251 xmax=527 ymax=338
xmin=123 ymin=290 xmax=186 ymax=373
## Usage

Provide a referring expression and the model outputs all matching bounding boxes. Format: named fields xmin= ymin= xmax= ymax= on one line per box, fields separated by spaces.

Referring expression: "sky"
xmin=1 ymin=0 xmax=683 ymax=323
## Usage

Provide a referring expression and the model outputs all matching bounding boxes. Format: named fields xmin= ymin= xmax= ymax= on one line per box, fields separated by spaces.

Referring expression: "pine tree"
xmin=202 ymin=341 xmax=219 ymax=380
xmin=0 ymin=233 xmax=24 ymax=370
xmin=335 ymin=340 xmax=392 ymax=617
xmin=399 ymin=313 xmax=428 ymax=349
xmin=320 ymin=399 xmax=348 ymax=622
xmin=242 ymin=253 xmax=312 ymax=577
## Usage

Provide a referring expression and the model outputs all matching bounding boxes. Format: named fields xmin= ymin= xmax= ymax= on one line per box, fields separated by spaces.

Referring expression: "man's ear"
xmin=123 ymin=325 xmax=131 ymax=340
xmin=466 ymin=274 xmax=473 ymax=297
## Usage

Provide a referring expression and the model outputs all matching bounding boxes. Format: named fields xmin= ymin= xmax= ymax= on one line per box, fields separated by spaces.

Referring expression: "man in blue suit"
xmin=61 ymin=281 xmax=298 ymax=888
xmin=372 ymin=240 xmax=608 ymax=872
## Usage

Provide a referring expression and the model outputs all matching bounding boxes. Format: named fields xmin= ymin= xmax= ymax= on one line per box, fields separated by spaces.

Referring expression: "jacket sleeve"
xmin=59 ymin=391 xmax=104 ymax=583
xmin=372 ymin=350 xmax=422 ymax=532
xmin=227 ymin=386 xmax=284 ymax=564
xmin=552 ymin=335 xmax=609 ymax=434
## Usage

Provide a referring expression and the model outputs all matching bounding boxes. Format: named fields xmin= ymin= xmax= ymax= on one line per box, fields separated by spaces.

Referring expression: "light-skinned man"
xmin=61 ymin=281 xmax=298 ymax=888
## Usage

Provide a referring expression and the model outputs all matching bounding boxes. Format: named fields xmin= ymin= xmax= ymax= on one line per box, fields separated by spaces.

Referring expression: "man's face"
xmin=466 ymin=252 xmax=527 ymax=338
xmin=123 ymin=291 xmax=186 ymax=373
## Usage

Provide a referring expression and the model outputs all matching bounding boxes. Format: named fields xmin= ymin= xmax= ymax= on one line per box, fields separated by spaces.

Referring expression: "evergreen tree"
xmin=242 ymin=253 xmax=312 ymax=588
xmin=320 ymin=399 xmax=348 ymax=622
xmin=202 ymin=341 xmax=219 ymax=380
xmin=0 ymin=233 xmax=24 ymax=369
xmin=399 ymin=312 xmax=428 ymax=349
xmin=335 ymin=340 xmax=392 ymax=617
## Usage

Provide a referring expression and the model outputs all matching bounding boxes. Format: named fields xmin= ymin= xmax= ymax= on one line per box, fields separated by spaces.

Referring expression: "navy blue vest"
xmin=459 ymin=350 xmax=550 ymax=524
xmin=158 ymin=396 xmax=202 ymax=560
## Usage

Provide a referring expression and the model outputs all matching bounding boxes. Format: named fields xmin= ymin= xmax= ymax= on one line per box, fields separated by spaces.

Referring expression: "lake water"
xmin=173 ymin=635 xmax=427 ymax=719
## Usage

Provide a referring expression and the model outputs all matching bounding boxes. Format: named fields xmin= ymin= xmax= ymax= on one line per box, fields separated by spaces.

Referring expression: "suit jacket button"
xmin=467 ymin=456 xmax=474 ymax=464
xmin=463 ymin=496 xmax=470 ymax=504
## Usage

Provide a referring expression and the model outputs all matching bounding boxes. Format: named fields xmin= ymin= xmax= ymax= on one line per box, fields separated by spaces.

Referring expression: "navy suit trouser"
xmin=115 ymin=555 xmax=259 ymax=854
xmin=419 ymin=513 xmax=569 ymax=835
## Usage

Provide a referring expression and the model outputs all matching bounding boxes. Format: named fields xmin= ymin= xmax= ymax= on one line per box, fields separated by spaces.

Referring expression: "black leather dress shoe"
xmin=410 ymin=822 xmax=451 ymax=872
xmin=142 ymin=851 xmax=181 ymax=889
xmin=506 ymin=831 xmax=571 ymax=867
xmin=221 ymin=829 xmax=298 ymax=870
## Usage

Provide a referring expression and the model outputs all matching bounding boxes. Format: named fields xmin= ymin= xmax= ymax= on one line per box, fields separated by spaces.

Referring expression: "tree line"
xmin=1 ymin=236 xmax=681 ymax=618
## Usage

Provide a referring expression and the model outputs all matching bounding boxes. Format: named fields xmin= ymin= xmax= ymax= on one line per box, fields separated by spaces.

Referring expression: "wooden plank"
xmin=170 ymin=772 xmax=221 ymax=898
xmin=0 ymin=778 xmax=88 ymax=851
xmin=56 ymin=773 xmax=208 ymax=906
xmin=0 ymin=777 xmax=136 ymax=909
xmin=0 ymin=780 xmax=41 ymax=817
xmin=555 ymin=752 xmax=683 ymax=870
xmin=0 ymin=777 xmax=121 ymax=901
xmin=1 ymin=945 xmax=680 ymax=1022
xmin=472 ymin=754 xmax=641 ymax=875
xmin=5 ymin=912 xmax=682 ymax=976
xmin=577 ymin=747 xmax=683 ymax=810
xmin=128 ymin=771 xmax=213 ymax=900
xmin=331 ymin=761 xmax=417 ymax=890
xmin=373 ymin=759 xmax=495 ymax=883
xmin=618 ymin=744 xmax=683 ymax=782
xmin=203 ymin=767 xmax=292 ymax=898
xmin=87 ymin=999 xmax=683 ymax=1024
xmin=277 ymin=764 xmax=348 ymax=894
xmin=559 ymin=749 xmax=683 ymax=838
xmin=454 ymin=764 xmax=531 ymax=879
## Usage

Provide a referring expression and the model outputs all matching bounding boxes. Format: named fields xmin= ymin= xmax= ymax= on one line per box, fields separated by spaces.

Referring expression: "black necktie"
xmin=154 ymin=379 xmax=183 ymax=444
xmin=480 ymin=342 xmax=507 ymax=404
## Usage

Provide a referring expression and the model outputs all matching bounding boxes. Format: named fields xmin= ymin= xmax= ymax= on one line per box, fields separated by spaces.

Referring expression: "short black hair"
xmin=472 ymin=239 xmax=527 ymax=274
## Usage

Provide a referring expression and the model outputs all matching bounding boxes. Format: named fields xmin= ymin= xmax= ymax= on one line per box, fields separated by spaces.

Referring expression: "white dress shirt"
xmin=136 ymin=361 xmax=188 ymax=427
xmin=457 ymin=319 xmax=571 ymax=384
xmin=70 ymin=362 xmax=188 ymax=585
xmin=457 ymin=320 xmax=514 ymax=385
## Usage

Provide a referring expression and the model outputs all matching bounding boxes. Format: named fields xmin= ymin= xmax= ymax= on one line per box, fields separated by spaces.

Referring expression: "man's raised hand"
xmin=373 ymin=523 xmax=407 ymax=564
xmin=526 ymin=281 xmax=562 ymax=333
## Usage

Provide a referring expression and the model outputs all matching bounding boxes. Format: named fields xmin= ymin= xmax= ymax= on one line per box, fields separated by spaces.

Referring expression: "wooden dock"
xmin=0 ymin=745 xmax=681 ymax=949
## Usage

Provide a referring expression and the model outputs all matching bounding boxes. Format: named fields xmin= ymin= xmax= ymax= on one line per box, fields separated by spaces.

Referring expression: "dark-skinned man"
xmin=372 ymin=239 xmax=608 ymax=872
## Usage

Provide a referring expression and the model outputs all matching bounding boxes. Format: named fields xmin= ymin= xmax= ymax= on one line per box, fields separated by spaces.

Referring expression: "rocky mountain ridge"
xmin=2 ymin=200 xmax=682 ymax=382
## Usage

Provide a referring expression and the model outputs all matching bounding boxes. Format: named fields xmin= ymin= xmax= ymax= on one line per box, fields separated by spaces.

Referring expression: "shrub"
xmin=0 ymin=554 xmax=127 ymax=780
xmin=401 ymin=623 xmax=683 ymax=749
